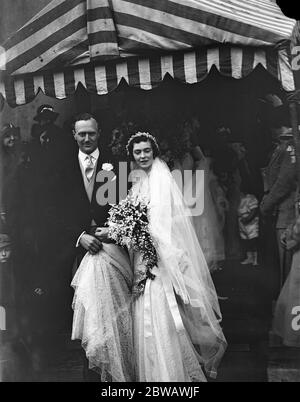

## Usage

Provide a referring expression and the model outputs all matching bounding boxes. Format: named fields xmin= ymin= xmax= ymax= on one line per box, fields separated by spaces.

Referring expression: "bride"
xmin=127 ymin=132 xmax=227 ymax=382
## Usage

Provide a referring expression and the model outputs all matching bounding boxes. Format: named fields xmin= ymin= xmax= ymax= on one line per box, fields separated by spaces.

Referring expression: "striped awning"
xmin=0 ymin=46 xmax=295 ymax=107
xmin=0 ymin=0 xmax=296 ymax=76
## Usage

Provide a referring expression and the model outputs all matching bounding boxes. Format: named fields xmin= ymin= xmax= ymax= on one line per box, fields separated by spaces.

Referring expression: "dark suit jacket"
xmin=63 ymin=150 xmax=129 ymax=260
xmin=261 ymin=140 xmax=297 ymax=229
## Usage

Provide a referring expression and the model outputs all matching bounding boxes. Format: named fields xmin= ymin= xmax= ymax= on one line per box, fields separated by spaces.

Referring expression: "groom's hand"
xmin=79 ymin=234 xmax=102 ymax=254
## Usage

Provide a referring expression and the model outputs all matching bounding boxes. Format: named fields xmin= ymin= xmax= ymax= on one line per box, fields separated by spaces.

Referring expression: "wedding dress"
xmin=130 ymin=158 xmax=227 ymax=382
xmin=71 ymin=243 xmax=135 ymax=381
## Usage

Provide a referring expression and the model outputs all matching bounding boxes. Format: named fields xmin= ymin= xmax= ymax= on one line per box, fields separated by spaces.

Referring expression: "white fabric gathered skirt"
xmin=133 ymin=266 xmax=224 ymax=382
xmin=71 ymin=243 xmax=135 ymax=382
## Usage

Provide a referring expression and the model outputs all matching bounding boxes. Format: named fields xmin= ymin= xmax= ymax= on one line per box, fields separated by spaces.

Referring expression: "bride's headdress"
xmin=126 ymin=132 xmax=160 ymax=157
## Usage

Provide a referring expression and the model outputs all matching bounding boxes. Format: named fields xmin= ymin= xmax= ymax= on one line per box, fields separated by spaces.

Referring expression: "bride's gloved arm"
xmin=94 ymin=227 xmax=115 ymax=244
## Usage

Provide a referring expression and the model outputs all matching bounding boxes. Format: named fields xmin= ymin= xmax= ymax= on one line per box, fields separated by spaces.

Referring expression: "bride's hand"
xmin=95 ymin=227 xmax=110 ymax=242
xmin=79 ymin=234 xmax=102 ymax=254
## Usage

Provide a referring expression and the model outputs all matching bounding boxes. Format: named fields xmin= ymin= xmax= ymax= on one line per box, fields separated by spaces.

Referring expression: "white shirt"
xmin=76 ymin=148 xmax=100 ymax=247
xmin=78 ymin=148 xmax=100 ymax=183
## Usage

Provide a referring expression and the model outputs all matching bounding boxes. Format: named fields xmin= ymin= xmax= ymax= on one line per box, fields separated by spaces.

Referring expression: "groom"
xmin=64 ymin=113 xmax=121 ymax=380
xmin=64 ymin=112 xmax=119 ymax=263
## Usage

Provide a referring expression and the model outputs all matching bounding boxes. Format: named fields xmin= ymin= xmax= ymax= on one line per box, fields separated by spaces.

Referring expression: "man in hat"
xmin=12 ymin=105 xmax=71 ymax=371
xmin=32 ymin=104 xmax=59 ymax=145
xmin=24 ymin=104 xmax=67 ymax=256
xmin=28 ymin=104 xmax=71 ymax=168
xmin=260 ymin=126 xmax=297 ymax=288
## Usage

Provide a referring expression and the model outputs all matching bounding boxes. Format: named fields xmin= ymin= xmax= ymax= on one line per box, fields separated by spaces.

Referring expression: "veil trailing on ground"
xmin=147 ymin=158 xmax=227 ymax=377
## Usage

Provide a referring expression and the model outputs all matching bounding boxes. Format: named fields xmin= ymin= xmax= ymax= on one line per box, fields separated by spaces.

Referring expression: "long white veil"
xmin=146 ymin=158 xmax=227 ymax=377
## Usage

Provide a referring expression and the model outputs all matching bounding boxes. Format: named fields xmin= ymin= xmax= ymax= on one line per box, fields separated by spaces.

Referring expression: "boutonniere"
xmin=102 ymin=163 xmax=114 ymax=171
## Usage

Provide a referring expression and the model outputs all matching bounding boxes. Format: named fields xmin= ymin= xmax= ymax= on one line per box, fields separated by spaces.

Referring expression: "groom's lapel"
xmin=92 ymin=157 xmax=119 ymax=205
xmin=72 ymin=152 xmax=92 ymax=205
xmin=92 ymin=155 xmax=103 ymax=201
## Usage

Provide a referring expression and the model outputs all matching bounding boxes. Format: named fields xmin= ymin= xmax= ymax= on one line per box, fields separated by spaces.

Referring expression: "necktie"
xmin=85 ymin=155 xmax=94 ymax=182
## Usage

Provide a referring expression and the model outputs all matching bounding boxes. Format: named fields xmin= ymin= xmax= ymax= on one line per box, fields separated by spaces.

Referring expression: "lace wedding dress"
xmin=71 ymin=243 xmax=135 ymax=381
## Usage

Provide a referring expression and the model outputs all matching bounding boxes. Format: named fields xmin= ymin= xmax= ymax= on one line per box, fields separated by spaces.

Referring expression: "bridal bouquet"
xmin=107 ymin=196 xmax=158 ymax=297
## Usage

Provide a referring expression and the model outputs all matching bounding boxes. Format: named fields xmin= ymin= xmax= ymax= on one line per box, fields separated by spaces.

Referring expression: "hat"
xmin=0 ymin=234 xmax=11 ymax=248
xmin=264 ymin=94 xmax=284 ymax=108
xmin=259 ymin=95 xmax=291 ymax=128
xmin=33 ymin=104 xmax=59 ymax=122
xmin=266 ymin=102 xmax=290 ymax=128
xmin=1 ymin=123 xmax=20 ymax=138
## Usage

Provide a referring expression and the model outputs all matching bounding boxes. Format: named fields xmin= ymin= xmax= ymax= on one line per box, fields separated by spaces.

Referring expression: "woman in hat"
xmin=0 ymin=123 xmax=22 ymax=228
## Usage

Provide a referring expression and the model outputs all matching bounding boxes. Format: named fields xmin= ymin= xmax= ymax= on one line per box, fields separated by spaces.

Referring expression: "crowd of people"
xmin=0 ymin=95 xmax=300 ymax=381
